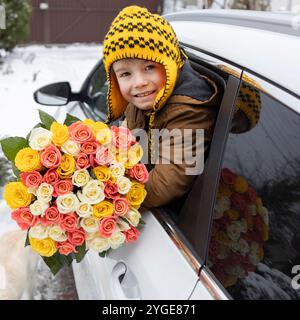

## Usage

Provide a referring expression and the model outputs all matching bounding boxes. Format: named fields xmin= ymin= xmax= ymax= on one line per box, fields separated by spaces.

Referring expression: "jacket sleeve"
xmin=142 ymin=103 xmax=217 ymax=208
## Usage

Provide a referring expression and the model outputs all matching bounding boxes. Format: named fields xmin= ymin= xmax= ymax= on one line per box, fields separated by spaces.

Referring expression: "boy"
xmin=102 ymin=6 xmax=221 ymax=208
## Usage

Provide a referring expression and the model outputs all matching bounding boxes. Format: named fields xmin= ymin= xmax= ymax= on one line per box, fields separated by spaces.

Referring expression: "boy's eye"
xmin=119 ymin=72 xmax=130 ymax=78
xmin=145 ymin=65 xmax=154 ymax=71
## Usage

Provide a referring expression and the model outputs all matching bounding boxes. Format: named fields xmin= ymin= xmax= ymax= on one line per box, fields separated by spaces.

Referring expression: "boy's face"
xmin=112 ymin=58 xmax=166 ymax=111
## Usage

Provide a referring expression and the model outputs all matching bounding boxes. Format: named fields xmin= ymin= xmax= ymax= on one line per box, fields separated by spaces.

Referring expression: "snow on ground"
xmin=0 ymin=44 xmax=102 ymax=138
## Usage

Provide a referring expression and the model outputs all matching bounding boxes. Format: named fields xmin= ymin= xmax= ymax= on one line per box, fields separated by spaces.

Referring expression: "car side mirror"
xmin=34 ymin=82 xmax=72 ymax=106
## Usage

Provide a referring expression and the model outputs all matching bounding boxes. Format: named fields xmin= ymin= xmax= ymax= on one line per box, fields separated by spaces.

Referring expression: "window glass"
xmin=87 ymin=63 xmax=108 ymax=119
xmin=208 ymin=80 xmax=300 ymax=299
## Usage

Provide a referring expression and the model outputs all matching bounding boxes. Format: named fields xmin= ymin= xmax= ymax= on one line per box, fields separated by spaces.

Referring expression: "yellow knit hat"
xmin=219 ymin=65 xmax=262 ymax=131
xmin=103 ymin=5 xmax=187 ymax=127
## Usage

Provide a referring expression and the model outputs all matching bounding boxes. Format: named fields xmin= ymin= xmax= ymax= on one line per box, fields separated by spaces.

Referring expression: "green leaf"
xmin=98 ymin=249 xmax=110 ymax=258
xmin=58 ymin=253 xmax=74 ymax=267
xmin=64 ymin=113 xmax=80 ymax=126
xmin=11 ymin=162 xmax=21 ymax=179
xmin=139 ymin=219 xmax=146 ymax=226
xmin=25 ymin=231 xmax=30 ymax=247
xmin=41 ymin=253 xmax=64 ymax=275
xmin=0 ymin=137 xmax=29 ymax=162
xmin=73 ymin=243 xmax=87 ymax=263
xmin=26 ymin=123 xmax=45 ymax=140
xmin=39 ymin=109 xmax=56 ymax=130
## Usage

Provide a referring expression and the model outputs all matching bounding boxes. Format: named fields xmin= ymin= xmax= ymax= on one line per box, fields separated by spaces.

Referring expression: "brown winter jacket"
xmin=124 ymin=60 xmax=220 ymax=208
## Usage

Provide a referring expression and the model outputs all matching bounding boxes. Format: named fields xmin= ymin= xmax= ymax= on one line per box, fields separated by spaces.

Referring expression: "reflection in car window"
xmin=208 ymin=82 xmax=300 ymax=300
xmin=87 ymin=63 xmax=108 ymax=119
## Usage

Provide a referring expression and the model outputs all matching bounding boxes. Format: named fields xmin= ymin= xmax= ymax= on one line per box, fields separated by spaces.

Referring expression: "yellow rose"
xmin=93 ymin=166 xmax=111 ymax=182
xmin=93 ymin=200 xmax=114 ymax=219
xmin=96 ymin=126 xmax=112 ymax=145
xmin=50 ymin=122 xmax=69 ymax=146
xmin=256 ymin=197 xmax=263 ymax=210
xmin=126 ymin=182 xmax=147 ymax=208
xmin=261 ymin=224 xmax=269 ymax=241
xmin=233 ymin=176 xmax=248 ymax=193
xmin=29 ymin=237 xmax=57 ymax=257
xmin=125 ymin=144 xmax=143 ymax=168
xmin=57 ymin=154 xmax=76 ymax=179
xmin=223 ymin=275 xmax=238 ymax=288
xmin=225 ymin=209 xmax=240 ymax=220
xmin=4 ymin=182 xmax=32 ymax=209
xmin=216 ymin=230 xmax=232 ymax=247
xmin=15 ymin=147 xmax=42 ymax=172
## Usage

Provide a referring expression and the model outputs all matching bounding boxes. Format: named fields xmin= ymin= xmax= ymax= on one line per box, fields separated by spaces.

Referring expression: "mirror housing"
xmin=34 ymin=82 xmax=72 ymax=106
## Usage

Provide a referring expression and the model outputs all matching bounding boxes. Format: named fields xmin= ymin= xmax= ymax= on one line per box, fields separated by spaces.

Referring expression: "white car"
xmin=32 ymin=9 xmax=300 ymax=300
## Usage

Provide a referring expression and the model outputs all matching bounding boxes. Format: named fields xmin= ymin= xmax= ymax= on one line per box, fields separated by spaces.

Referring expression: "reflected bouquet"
xmin=0 ymin=110 xmax=147 ymax=274
xmin=208 ymin=168 xmax=269 ymax=288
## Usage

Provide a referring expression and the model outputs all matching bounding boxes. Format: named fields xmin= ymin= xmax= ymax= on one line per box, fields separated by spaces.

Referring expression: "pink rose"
xmin=40 ymin=144 xmax=62 ymax=169
xmin=40 ymin=206 xmax=62 ymax=226
xmin=59 ymin=213 xmax=78 ymax=233
xmin=81 ymin=141 xmax=100 ymax=154
xmin=53 ymin=179 xmax=73 ymax=197
xmin=76 ymin=152 xmax=90 ymax=170
xmin=124 ymin=226 xmax=140 ymax=244
xmin=104 ymin=181 xmax=119 ymax=200
xmin=68 ymin=121 xmax=93 ymax=143
xmin=68 ymin=228 xmax=85 ymax=247
xmin=111 ymin=126 xmax=136 ymax=150
xmin=129 ymin=163 xmax=149 ymax=183
xmin=95 ymin=145 xmax=114 ymax=166
xmin=99 ymin=217 xmax=117 ymax=238
xmin=20 ymin=171 xmax=43 ymax=188
xmin=245 ymin=186 xmax=257 ymax=204
xmin=42 ymin=168 xmax=59 ymax=185
xmin=230 ymin=193 xmax=247 ymax=212
xmin=221 ymin=168 xmax=236 ymax=186
xmin=11 ymin=207 xmax=38 ymax=230
xmin=56 ymin=240 xmax=77 ymax=255
xmin=113 ymin=197 xmax=129 ymax=216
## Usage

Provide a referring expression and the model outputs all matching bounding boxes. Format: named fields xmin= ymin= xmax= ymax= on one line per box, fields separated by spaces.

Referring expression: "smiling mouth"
xmin=134 ymin=90 xmax=155 ymax=98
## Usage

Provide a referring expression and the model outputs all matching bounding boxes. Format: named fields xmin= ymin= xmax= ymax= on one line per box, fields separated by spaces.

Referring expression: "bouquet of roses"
xmin=208 ymin=168 xmax=269 ymax=288
xmin=0 ymin=110 xmax=148 ymax=274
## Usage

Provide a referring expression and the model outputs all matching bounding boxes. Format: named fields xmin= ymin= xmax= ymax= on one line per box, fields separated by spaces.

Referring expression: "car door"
xmin=71 ymin=48 xmax=243 ymax=299
xmin=197 ymin=71 xmax=300 ymax=300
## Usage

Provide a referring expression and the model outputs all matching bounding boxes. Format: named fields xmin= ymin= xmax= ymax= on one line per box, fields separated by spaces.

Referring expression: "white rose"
xmin=213 ymin=196 xmax=231 ymax=220
xmin=27 ymin=187 xmax=37 ymax=196
xmin=56 ymin=193 xmax=79 ymax=214
xmin=124 ymin=208 xmax=141 ymax=227
xmin=30 ymin=200 xmax=49 ymax=216
xmin=87 ymin=234 xmax=110 ymax=253
xmin=29 ymin=127 xmax=52 ymax=151
xmin=77 ymin=180 xmax=105 ymax=205
xmin=258 ymin=206 xmax=269 ymax=226
xmin=110 ymin=162 xmax=125 ymax=179
xmin=238 ymin=238 xmax=250 ymax=256
xmin=49 ymin=225 xmax=68 ymax=242
xmin=72 ymin=169 xmax=90 ymax=187
xmin=80 ymin=217 xmax=99 ymax=233
xmin=246 ymin=205 xmax=257 ymax=216
xmin=76 ymin=202 xmax=92 ymax=218
xmin=226 ymin=265 xmax=246 ymax=279
xmin=249 ymin=241 xmax=261 ymax=265
xmin=61 ymin=139 xmax=81 ymax=156
xmin=36 ymin=182 xmax=54 ymax=203
xmin=239 ymin=218 xmax=248 ymax=233
xmin=116 ymin=176 xmax=131 ymax=195
xmin=217 ymin=245 xmax=230 ymax=260
xmin=29 ymin=223 xmax=49 ymax=239
xmin=116 ymin=219 xmax=131 ymax=232
xmin=226 ymin=221 xmax=242 ymax=241
xmin=230 ymin=241 xmax=240 ymax=253
xmin=108 ymin=231 xmax=126 ymax=249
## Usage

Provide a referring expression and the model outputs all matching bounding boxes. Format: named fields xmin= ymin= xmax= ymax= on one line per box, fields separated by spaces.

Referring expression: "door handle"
xmin=110 ymin=261 xmax=142 ymax=300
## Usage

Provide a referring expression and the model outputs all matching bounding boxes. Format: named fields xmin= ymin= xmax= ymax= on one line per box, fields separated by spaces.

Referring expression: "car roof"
xmin=164 ymin=10 xmax=300 ymax=98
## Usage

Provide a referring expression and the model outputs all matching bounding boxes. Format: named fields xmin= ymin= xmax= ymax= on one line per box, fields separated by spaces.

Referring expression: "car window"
xmin=207 ymin=79 xmax=300 ymax=300
xmin=86 ymin=63 xmax=108 ymax=120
